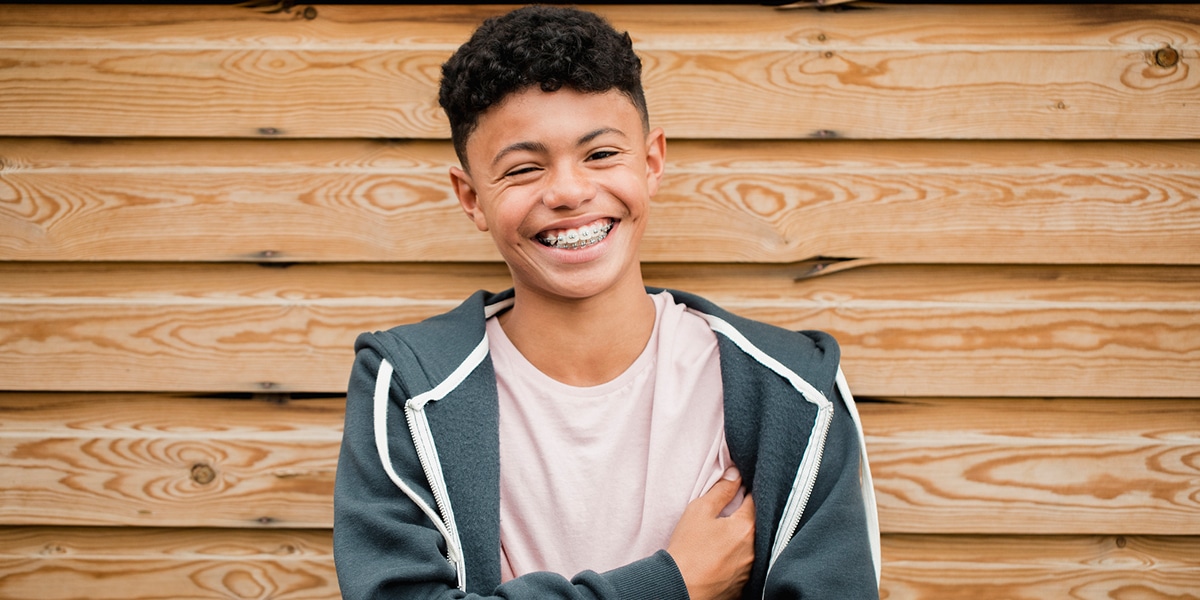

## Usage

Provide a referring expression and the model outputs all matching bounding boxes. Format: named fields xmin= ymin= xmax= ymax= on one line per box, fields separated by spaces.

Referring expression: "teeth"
xmin=540 ymin=221 xmax=613 ymax=249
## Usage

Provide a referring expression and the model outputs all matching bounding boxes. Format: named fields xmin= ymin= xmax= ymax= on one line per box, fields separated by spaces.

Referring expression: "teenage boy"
xmin=334 ymin=6 xmax=880 ymax=599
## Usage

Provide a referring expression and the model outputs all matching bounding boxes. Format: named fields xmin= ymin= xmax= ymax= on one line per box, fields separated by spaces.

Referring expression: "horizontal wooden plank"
xmin=5 ymin=4 xmax=1197 ymax=50
xmin=881 ymin=534 xmax=1200 ymax=599
xmin=3 ymin=394 xmax=1197 ymax=534
xmin=1 ymin=263 xmax=1196 ymax=397
xmin=0 ymin=394 xmax=340 ymax=528
xmin=0 ymin=527 xmax=336 ymax=600
xmin=2 ymin=527 xmax=1198 ymax=600
xmin=860 ymin=398 xmax=1200 ymax=535
xmin=3 ymin=138 xmax=1197 ymax=264
xmin=0 ymin=5 xmax=1195 ymax=139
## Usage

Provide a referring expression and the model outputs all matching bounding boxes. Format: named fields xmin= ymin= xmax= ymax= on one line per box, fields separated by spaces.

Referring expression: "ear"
xmin=643 ymin=127 xmax=667 ymax=196
xmin=449 ymin=166 xmax=489 ymax=232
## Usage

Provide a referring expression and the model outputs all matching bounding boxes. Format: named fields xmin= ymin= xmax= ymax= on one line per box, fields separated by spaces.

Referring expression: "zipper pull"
xmin=448 ymin=548 xmax=466 ymax=591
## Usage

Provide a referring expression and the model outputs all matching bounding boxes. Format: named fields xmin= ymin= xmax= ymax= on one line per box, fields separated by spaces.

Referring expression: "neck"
xmin=498 ymin=280 xmax=656 ymax=387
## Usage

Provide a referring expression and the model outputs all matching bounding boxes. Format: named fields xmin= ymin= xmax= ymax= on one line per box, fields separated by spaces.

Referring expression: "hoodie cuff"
xmin=603 ymin=549 xmax=690 ymax=600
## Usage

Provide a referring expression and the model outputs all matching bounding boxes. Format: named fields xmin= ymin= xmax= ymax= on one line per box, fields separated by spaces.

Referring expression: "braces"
xmin=540 ymin=221 xmax=613 ymax=249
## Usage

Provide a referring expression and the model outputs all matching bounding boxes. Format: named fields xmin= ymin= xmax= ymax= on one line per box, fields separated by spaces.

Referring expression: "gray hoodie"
xmin=334 ymin=288 xmax=880 ymax=599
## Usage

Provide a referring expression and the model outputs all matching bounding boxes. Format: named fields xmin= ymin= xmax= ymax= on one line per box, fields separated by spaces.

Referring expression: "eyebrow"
xmin=490 ymin=141 xmax=547 ymax=169
xmin=489 ymin=127 xmax=627 ymax=169
xmin=579 ymin=127 xmax=625 ymax=145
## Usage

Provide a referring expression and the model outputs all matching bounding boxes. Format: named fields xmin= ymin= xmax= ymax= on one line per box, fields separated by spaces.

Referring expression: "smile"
xmin=538 ymin=219 xmax=614 ymax=250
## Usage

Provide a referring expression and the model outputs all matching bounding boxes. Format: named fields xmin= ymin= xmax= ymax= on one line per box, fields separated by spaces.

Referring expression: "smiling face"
xmin=450 ymin=87 xmax=666 ymax=304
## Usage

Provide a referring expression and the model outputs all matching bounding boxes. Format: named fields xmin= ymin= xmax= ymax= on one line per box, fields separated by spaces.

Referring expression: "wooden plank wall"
xmin=1 ymin=3 xmax=1198 ymax=598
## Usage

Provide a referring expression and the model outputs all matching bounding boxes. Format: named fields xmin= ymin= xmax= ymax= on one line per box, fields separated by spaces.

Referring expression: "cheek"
xmin=613 ymin=178 xmax=652 ymax=215
xmin=488 ymin=201 xmax=534 ymax=240
xmin=597 ymin=168 xmax=647 ymax=203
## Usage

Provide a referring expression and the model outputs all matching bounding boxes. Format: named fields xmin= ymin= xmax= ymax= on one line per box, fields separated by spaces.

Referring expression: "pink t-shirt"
xmin=488 ymin=291 xmax=737 ymax=580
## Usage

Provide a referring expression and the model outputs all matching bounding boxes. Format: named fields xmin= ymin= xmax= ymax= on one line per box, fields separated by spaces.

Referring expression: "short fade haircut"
xmin=438 ymin=5 xmax=649 ymax=168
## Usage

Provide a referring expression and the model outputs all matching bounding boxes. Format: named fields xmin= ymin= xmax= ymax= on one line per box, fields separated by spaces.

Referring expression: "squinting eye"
xmin=505 ymin=166 xmax=539 ymax=177
xmin=588 ymin=151 xmax=617 ymax=161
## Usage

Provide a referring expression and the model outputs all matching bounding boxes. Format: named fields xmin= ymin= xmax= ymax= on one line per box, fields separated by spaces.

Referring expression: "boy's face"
xmin=450 ymin=87 xmax=666 ymax=303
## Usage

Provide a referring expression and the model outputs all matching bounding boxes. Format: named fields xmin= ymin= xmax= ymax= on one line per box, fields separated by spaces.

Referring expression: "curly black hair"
xmin=438 ymin=5 xmax=649 ymax=168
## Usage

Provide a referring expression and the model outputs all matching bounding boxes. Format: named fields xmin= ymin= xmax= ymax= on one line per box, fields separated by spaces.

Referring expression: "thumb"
xmin=698 ymin=469 xmax=742 ymax=513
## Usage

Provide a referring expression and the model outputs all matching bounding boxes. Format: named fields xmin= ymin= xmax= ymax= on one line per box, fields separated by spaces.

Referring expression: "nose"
xmin=541 ymin=163 xmax=595 ymax=210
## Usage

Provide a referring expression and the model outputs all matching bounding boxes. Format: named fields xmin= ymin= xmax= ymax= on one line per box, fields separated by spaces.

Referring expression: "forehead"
xmin=465 ymin=88 xmax=643 ymax=163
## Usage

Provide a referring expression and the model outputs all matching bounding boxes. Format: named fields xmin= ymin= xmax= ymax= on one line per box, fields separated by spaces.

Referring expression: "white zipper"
xmin=372 ymin=334 xmax=491 ymax=593
xmin=372 ymin=301 xmax=508 ymax=592
xmin=371 ymin=359 xmax=465 ymax=589
xmin=766 ymin=402 xmax=832 ymax=569
xmin=404 ymin=399 xmax=466 ymax=589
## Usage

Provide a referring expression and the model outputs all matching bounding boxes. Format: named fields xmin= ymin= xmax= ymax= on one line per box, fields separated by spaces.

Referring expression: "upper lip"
xmin=534 ymin=216 xmax=615 ymax=237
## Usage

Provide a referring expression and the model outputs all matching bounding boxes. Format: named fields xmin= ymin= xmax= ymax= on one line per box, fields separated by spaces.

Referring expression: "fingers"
xmin=708 ymin=475 xmax=742 ymax=500
xmin=667 ymin=475 xmax=757 ymax=600
xmin=733 ymin=492 xmax=755 ymax=518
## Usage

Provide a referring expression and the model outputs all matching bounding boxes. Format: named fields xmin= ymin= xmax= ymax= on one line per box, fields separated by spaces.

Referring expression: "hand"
xmin=666 ymin=471 xmax=756 ymax=600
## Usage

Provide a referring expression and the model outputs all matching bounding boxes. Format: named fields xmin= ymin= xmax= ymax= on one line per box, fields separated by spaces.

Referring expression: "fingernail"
xmin=723 ymin=467 xmax=740 ymax=481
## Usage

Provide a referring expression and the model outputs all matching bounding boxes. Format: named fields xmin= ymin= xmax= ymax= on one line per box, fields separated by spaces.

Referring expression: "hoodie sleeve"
xmin=759 ymin=382 xmax=881 ymax=599
xmin=333 ymin=343 xmax=691 ymax=600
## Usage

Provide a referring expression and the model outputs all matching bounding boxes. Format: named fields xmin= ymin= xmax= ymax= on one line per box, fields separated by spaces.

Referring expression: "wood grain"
xmin=2 ymin=262 xmax=1195 ymax=396
xmin=3 ymin=393 xmax=1196 ymax=533
xmin=0 ymin=526 xmax=336 ymax=600
xmin=859 ymin=398 xmax=1200 ymax=535
xmin=2 ymin=4 xmax=1196 ymax=595
xmin=3 ymin=138 xmax=1197 ymax=264
xmin=2 ymin=527 xmax=1197 ymax=600
xmin=1 ymin=394 xmax=340 ymax=528
xmin=3 ymin=4 xmax=1198 ymax=49
xmin=881 ymin=534 xmax=1200 ymax=600
xmin=0 ymin=5 xmax=1195 ymax=138
xmin=4 ymin=4 xmax=1197 ymax=49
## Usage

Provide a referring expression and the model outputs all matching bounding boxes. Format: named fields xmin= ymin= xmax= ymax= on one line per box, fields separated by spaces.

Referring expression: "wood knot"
xmin=1154 ymin=47 xmax=1179 ymax=69
xmin=191 ymin=463 xmax=217 ymax=485
xmin=302 ymin=6 xmax=317 ymax=20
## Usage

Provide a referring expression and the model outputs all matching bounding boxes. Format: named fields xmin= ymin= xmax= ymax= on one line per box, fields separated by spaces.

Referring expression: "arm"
xmin=333 ymin=346 xmax=690 ymax=600
xmin=761 ymin=385 xmax=880 ymax=599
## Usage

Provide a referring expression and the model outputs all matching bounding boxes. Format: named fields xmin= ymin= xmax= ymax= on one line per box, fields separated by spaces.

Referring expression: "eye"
xmin=504 ymin=166 xmax=540 ymax=178
xmin=587 ymin=150 xmax=618 ymax=161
